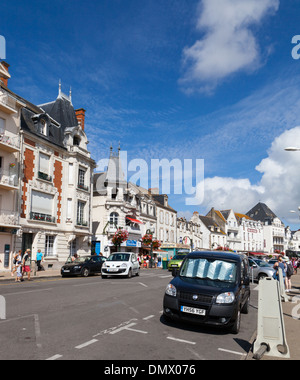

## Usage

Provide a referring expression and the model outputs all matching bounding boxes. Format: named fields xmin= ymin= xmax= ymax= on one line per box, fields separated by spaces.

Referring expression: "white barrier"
xmin=253 ymin=277 xmax=290 ymax=359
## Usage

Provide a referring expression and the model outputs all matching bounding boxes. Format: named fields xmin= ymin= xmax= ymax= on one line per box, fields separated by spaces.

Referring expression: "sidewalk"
xmin=0 ymin=268 xmax=61 ymax=281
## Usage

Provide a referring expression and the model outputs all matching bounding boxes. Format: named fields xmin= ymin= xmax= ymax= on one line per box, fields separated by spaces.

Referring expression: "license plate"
xmin=63 ymin=270 xmax=70 ymax=273
xmin=108 ymin=268 xmax=118 ymax=272
xmin=181 ymin=306 xmax=206 ymax=316
xmin=171 ymin=264 xmax=177 ymax=267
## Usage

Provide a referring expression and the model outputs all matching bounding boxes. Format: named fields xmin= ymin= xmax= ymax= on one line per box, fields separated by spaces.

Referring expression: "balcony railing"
xmin=0 ymin=92 xmax=17 ymax=114
xmin=0 ymin=129 xmax=20 ymax=151
xmin=38 ymin=171 xmax=52 ymax=182
xmin=0 ymin=170 xmax=18 ymax=188
xmin=0 ymin=210 xmax=18 ymax=226
xmin=30 ymin=212 xmax=56 ymax=223
xmin=76 ymin=219 xmax=88 ymax=227
xmin=77 ymin=183 xmax=89 ymax=192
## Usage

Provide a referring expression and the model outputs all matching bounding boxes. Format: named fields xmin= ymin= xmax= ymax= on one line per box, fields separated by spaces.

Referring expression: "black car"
xmin=163 ymin=251 xmax=251 ymax=334
xmin=61 ymin=255 xmax=106 ymax=277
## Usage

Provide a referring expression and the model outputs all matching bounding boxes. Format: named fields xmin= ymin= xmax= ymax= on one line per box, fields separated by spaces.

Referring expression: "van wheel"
xmin=81 ymin=268 xmax=90 ymax=277
xmin=230 ymin=310 xmax=241 ymax=334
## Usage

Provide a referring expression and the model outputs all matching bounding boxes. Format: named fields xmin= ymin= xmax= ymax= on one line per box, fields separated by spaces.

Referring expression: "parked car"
xmin=101 ymin=252 xmax=140 ymax=278
xmin=163 ymin=251 xmax=251 ymax=334
xmin=248 ymin=258 xmax=275 ymax=282
xmin=167 ymin=254 xmax=188 ymax=272
xmin=61 ymin=255 xmax=106 ymax=277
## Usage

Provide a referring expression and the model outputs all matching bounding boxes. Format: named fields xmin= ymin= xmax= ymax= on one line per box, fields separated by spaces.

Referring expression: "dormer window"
xmin=39 ymin=118 xmax=47 ymax=136
xmin=73 ymin=136 xmax=81 ymax=146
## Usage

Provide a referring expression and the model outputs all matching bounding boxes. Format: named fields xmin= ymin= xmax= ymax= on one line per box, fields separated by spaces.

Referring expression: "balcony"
xmin=0 ymin=130 xmax=20 ymax=152
xmin=0 ymin=170 xmax=18 ymax=190
xmin=38 ymin=171 xmax=52 ymax=183
xmin=30 ymin=212 xmax=56 ymax=223
xmin=77 ymin=183 xmax=89 ymax=192
xmin=0 ymin=210 xmax=19 ymax=227
xmin=0 ymin=92 xmax=18 ymax=114
xmin=76 ymin=219 xmax=88 ymax=227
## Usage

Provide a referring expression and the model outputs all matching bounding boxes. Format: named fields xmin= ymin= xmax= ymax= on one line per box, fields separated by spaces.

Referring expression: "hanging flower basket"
xmin=112 ymin=229 xmax=129 ymax=247
xmin=142 ymin=234 xmax=153 ymax=246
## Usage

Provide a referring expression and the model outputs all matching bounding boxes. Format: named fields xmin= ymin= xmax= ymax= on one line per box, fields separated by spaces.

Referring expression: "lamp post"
xmin=146 ymin=228 xmax=155 ymax=268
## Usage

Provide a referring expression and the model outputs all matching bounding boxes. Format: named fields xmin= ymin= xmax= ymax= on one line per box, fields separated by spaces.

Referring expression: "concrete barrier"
xmin=253 ymin=277 xmax=290 ymax=359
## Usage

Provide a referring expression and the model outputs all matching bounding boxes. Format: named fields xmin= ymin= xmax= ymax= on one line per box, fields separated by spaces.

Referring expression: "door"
xmin=22 ymin=233 xmax=33 ymax=255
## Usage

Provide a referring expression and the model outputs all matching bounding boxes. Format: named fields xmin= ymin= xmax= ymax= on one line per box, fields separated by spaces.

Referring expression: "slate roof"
xmin=246 ymin=202 xmax=277 ymax=222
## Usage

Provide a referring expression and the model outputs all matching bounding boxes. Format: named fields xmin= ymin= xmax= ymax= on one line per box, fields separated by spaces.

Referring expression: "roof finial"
xmin=69 ymin=86 xmax=72 ymax=104
xmin=58 ymin=79 xmax=62 ymax=98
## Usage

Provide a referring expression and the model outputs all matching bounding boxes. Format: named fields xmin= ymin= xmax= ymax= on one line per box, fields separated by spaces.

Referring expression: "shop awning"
xmin=126 ymin=217 xmax=144 ymax=225
xmin=249 ymin=252 xmax=267 ymax=256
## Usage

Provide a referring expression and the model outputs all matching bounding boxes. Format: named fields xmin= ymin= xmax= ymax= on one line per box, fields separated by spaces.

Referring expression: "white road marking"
xmin=167 ymin=337 xmax=196 ymax=345
xmin=218 ymin=348 xmax=246 ymax=356
xmin=138 ymin=282 xmax=148 ymax=288
xmin=126 ymin=327 xmax=148 ymax=334
xmin=109 ymin=323 xmax=137 ymax=335
xmin=46 ymin=354 xmax=63 ymax=360
xmin=75 ymin=339 xmax=98 ymax=349
xmin=143 ymin=315 xmax=155 ymax=320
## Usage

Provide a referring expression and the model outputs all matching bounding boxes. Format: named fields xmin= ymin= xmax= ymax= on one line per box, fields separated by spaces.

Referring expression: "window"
xmin=77 ymin=201 xmax=87 ymax=225
xmin=45 ymin=235 xmax=55 ymax=257
xmin=78 ymin=168 xmax=88 ymax=191
xmin=0 ymin=118 xmax=5 ymax=133
xmin=70 ymin=239 xmax=77 ymax=256
xmin=31 ymin=190 xmax=54 ymax=222
xmin=38 ymin=153 xmax=51 ymax=181
xmin=110 ymin=212 xmax=119 ymax=227
xmin=73 ymin=136 xmax=81 ymax=146
xmin=39 ymin=119 xmax=47 ymax=136
xmin=78 ymin=168 xmax=85 ymax=186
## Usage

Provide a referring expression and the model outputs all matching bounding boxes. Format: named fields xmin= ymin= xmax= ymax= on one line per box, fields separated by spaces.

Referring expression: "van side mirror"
xmin=172 ymin=268 xmax=179 ymax=277
xmin=243 ymin=276 xmax=250 ymax=286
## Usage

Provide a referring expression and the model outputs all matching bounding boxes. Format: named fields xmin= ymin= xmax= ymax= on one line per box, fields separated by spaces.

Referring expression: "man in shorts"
xmin=22 ymin=249 xmax=31 ymax=281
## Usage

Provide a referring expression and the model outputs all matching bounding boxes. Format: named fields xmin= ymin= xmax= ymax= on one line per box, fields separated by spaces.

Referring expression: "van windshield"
xmin=180 ymin=258 xmax=237 ymax=283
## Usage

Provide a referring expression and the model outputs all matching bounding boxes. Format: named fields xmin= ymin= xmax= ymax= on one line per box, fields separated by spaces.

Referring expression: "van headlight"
xmin=165 ymin=284 xmax=177 ymax=297
xmin=216 ymin=292 xmax=235 ymax=304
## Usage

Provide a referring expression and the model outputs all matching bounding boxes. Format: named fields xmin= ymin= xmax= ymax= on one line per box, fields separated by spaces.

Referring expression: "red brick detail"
xmin=24 ymin=138 xmax=36 ymax=147
xmin=21 ymin=148 xmax=35 ymax=218
xmin=54 ymin=160 xmax=63 ymax=224
xmin=75 ymin=108 xmax=86 ymax=130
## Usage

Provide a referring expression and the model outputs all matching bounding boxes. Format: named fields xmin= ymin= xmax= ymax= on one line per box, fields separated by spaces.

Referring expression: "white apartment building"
xmin=0 ymin=62 xmax=25 ymax=270
xmin=15 ymin=84 xmax=96 ymax=267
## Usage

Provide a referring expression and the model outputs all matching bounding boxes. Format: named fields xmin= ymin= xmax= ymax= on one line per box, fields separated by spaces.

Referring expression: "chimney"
xmin=75 ymin=108 xmax=86 ymax=130
xmin=0 ymin=61 xmax=10 ymax=87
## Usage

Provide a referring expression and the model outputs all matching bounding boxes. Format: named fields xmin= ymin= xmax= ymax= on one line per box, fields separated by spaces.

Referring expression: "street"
xmin=0 ymin=269 xmax=258 ymax=361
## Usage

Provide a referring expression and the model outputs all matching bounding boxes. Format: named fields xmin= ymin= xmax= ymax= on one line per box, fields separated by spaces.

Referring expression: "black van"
xmin=163 ymin=251 xmax=250 ymax=334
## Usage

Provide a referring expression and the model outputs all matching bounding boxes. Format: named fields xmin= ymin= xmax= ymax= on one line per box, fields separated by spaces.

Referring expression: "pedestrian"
xmin=273 ymin=256 xmax=287 ymax=286
xmin=11 ymin=251 xmax=21 ymax=277
xmin=22 ymin=249 xmax=31 ymax=281
xmin=285 ymin=257 xmax=294 ymax=292
xmin=15 ymin=251 xmax=22 ymax=283
xmin=36 ymin=249 xmax=44 ymax=271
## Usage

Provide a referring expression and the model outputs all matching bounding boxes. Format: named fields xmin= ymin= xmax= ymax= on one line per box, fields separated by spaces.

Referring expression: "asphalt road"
xmin=0 ymin=270 xmax=258 ymax=361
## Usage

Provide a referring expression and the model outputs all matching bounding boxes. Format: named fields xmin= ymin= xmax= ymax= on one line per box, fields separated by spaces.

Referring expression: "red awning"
xmin=249 ymin=252 xmax=266 ymax=256
xmin=126 ymin=217 xmax=144 ymax=225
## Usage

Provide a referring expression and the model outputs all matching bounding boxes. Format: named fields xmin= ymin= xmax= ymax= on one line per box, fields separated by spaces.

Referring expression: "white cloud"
xmin=180 ymin=0 xmax=280 ymax=93
xmin=198 ymin=126 xmax=300 ymax=224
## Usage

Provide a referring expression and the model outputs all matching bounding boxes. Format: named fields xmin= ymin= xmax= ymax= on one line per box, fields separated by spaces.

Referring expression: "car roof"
xmin=186 ymin=251 xmax=244 ymax=262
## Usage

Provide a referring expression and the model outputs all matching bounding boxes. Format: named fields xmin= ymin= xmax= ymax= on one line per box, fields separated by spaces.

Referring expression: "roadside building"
xmin=235 ymin=213 xmax=264 ymax=253
xmin=246 ymin=202 xmax=285 ymax=254
xmin=17 ymin=83 xmax=96 ymax=267
xmin=0 ymin=62 xmax=25 ymax=270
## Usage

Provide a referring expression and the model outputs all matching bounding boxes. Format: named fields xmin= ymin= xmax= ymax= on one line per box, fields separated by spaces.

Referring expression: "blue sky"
xmin=3 ymin=0 xmax=300 ymax=227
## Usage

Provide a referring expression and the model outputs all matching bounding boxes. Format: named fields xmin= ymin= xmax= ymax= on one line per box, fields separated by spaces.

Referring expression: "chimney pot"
xmin=75 ymin=108 xmax=86 ymax=130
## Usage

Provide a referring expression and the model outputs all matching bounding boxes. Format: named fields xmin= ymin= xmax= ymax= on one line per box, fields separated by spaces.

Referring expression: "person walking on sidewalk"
xmin=36 ymin=249 xmax=44 ymax=271
xmin=273 ymin=256 xmax=287 ymax=287
xmin=285 ymin=257 xmax=294 ymax=292
xmin=22 ymin=249 xmax=31 ymax=281
xmin=15 ymin=251 xmax=23 ymax=283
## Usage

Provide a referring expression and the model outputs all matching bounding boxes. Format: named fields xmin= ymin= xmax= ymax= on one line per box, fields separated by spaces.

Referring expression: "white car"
xmin=101 ymin=252 xmax=140 ymax=278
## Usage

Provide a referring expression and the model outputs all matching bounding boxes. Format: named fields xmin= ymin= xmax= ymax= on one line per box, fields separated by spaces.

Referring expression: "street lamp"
xmin=285 ymin=147 xmax=300 ymax=151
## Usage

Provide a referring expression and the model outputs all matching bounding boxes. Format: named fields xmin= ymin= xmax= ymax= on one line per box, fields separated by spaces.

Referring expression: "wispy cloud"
xmin=179 ymin=0 xmax=280 ymax=94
